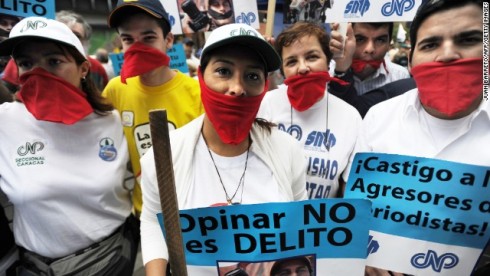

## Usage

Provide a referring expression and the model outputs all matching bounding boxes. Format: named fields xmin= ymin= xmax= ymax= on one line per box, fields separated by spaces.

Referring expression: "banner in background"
xmin=165 ymin=0 xmax=259 ymax=35
xmin=109 ymin=43 xmax=189 ymax=77
xmin=345 ymin=153 xmax=490 ymax=275
xmin=283 ymin=0 xmax=422 ymax=24
xmin=158 ymin=199 xmax=372 ymax=275
xmin=0 ymin=0 xmax=55 ymax=19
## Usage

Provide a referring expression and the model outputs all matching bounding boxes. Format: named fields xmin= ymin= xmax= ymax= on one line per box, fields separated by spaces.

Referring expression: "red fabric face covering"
xmin=18 ymin=67 xmax=93 ymax=125
xmin=198 ymin=70 xmax=268 ymax=145
xmin=351 ymin=59 xmax=386 ymax=73
xmin=411 ymin=58 xmax=483 ymax=117
xmin=120 ymin=42 xmax=170 ymax=84
xmin=284 ymin=71 xmax=348 ymax=112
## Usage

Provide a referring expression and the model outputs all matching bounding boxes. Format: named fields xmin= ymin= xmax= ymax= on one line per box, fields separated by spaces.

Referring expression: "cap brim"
xmin=202 ymin=36 xmax=281 ymax=72
xmin=0 ymin=36 xmax=24 ymax=56
xmin=108 ymin=4 xmax=162 ymax=28
xmin=0 ymin=36 xmax=85 ymax=61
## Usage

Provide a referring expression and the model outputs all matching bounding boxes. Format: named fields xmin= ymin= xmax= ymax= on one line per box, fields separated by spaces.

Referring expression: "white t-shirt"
xmin=0 ymin=102 xmax=131 ymax=258
xmin=345 ymin=89 xmax=490 ymax=181
xmin=258 ymin=86 xmax=362 ymax=198
xmin=186 ymin=135 xmax=286 ymax=208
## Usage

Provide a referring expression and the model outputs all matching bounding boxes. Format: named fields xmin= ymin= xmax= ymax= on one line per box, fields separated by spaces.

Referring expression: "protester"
xmin=329 ymin=21 xmax=410 ymax=95
xmin=0 ymin=17 xmax=136 ymax=275
xmin=344 ymin=0 xmax=487 ymax=274
xmin=104 ymin=0 xmax=204 ymax=217
xmin=258 ymin=21 xmax=361 ymax=199
xmin=140 ymin=23 xmax=307 ymax=275
xmin=329 ymin=77 xmax=417 ymax=118
xmin=95 ymin=47 xmax=116 ymax=80
xmin=0 ymin=13 xmax=19 ymax=76
xmin=56 ymin=10 xmax=109 ymax=91
xmin=183 ymin=37 xmax=200 ymax=77
xmin=1 ymin=11 xmax=110 ymax=92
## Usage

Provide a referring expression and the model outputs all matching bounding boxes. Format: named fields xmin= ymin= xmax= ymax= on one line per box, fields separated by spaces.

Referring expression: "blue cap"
xmin=108 ymin=0 xmax=170 ymax=29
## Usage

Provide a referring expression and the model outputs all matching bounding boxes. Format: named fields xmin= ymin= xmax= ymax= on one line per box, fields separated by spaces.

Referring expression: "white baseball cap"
xmin=0 ymin=16 xmax=86 ymax=60
xmin=201 ymin=23 xmax=281 ymax=72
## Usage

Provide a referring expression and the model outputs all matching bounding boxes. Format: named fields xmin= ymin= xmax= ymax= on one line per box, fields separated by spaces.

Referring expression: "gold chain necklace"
xmin=203 ymin=136 xmax=251 ymax=205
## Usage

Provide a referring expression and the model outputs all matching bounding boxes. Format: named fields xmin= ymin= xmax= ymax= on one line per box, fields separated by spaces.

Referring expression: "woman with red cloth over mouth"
xmin=140 ymin=23 xmax=308 ymax=276
xmin=0 ymin=17 xmax=137 ymax=275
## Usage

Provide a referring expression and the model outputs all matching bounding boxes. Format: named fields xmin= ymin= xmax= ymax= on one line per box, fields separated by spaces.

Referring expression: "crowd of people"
xmin=0 ymin=0 xmax=488 ymax=275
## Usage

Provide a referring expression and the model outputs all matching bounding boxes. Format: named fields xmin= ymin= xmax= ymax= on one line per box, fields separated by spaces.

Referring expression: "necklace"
xmin=203 ymin=136 xmax=251 ymax=205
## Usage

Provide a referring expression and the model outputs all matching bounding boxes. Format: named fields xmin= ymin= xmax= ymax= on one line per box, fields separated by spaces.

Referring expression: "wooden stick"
xmin=265 ymin=0 xmax=277 ymax=37
xmin=149 ymin=109 xmax=188 ymax=276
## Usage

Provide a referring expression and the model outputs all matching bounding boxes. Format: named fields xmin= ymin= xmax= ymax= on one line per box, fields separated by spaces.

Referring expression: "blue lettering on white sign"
xmin=381 ymin=0 xmax=416 ymax=16
xmin=344 ymin=0 xmax=370 ymax=17
xmin=236 ymin=12 xmax=256 ymax=24
xmin=411 ymin=250 xmax=459 ymax=272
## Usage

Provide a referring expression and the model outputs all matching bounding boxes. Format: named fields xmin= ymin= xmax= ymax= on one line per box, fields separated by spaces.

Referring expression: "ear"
xmin=80 ymin=60 xmax=90 ymax=78
xmin=165 ymin=32 xmax=174 ymax=49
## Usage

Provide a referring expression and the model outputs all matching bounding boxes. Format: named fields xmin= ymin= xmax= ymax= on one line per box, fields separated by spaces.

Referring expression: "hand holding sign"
xmin=329 ymin=22 xmax=356 ymax=72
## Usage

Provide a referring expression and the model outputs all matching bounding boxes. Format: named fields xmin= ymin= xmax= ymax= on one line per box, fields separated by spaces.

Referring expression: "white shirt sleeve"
xmin=140 ymin=149 xmax=169 ymax=265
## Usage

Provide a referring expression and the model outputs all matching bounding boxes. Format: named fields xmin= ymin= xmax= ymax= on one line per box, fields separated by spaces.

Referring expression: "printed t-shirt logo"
xmin=16 ymin=141 xmax=45 ymax=166
xmin=99 ymin=137 xmax=118 ymax=161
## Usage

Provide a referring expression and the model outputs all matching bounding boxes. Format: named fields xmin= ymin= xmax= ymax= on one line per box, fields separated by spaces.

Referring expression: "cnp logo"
xmin=381 ymin=0 xmax=416 ymax=16
xmin=236 ymin=12 xmax=257 ymax=24
xmin=411 ymin=250 xmax=459 ymax=272
xmin=17 ymin=142 xmax=44 ymax=156
xmin=20 ymin=20 xmax=47 ymax=33
xmin=230 ymin=27 xmax=258 ymax=37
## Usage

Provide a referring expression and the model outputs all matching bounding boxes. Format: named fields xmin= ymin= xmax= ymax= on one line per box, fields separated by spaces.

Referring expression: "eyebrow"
xmin=454 ymin=30 xmax=483 ymax=40
xmin=284 ymin=49 xmax=321 ymax=60
xmin=120 ymin=30 xmax=158 ymax=37
xmin=212 ymin=58 xmax=264 ymax=70
xmin=418 ymin=30 xmax=483 ymax=45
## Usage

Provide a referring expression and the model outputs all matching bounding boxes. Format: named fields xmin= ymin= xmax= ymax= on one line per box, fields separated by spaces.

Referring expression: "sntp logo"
xmin=411 ymin=250 xmax=458 ymax=272
xmin=344 ymin=0 xmax=370 ymax=17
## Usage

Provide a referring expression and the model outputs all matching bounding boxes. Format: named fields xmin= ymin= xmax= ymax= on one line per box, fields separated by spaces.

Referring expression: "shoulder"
xmin=328 ymin=93 xmax=362 ymax=120
xmin=102 ymin=76 xmax=123 ymax=95
xmin=364 ymin=88 xmax=417 ymax=120
xmin=385 ymin=60 xmax=410 ymax=77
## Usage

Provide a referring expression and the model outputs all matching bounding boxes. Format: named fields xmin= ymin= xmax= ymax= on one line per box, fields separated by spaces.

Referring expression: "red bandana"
xmin=120 ymin=42 xmax=170 ymax=84
xmin=284 ymin=71 xmax=348 ymax=112
xmin=411 ymin=58 xmax=483 ymax=116
xmin=18 ymin=67 xmax=93 ymax=124
xmin=198 ymin=70 xmax=268 ymax=145
xmin=351 ymin=59 xmax=387 ymax=74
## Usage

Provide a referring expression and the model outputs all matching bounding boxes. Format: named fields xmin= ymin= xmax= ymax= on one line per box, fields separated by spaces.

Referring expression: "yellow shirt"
xmin=103 ymin=71 xmax=203 ymax=215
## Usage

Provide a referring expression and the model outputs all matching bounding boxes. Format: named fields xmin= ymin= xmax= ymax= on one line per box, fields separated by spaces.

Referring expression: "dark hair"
xmin=274 ymin=21 xmax=332 ymax=74
xmin=64 ymin=46 xmax=114 ymax=114
xmin=409 ymin=0 xmax=483 ymax=60
xmin=352 ymin=22 xmax=394 ymax=41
